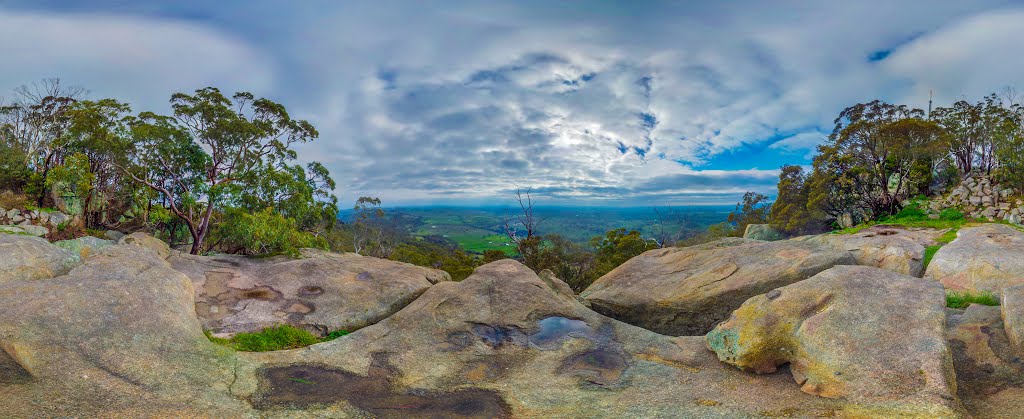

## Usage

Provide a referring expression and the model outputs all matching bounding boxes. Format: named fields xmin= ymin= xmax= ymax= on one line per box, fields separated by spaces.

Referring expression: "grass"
xmin=836 ymin=203 xmax=976 ymax=235
xmin=923 ymin=228 xmax=961 ymax=269
xmin=946 ymin=290 xmax=1000 ymax=309
xmin=205 ymin=324 xmax=350 ymax=352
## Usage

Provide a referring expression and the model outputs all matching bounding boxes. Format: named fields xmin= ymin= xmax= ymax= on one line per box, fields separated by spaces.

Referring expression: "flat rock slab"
xmin=169 ymin=248 xmax=451 ymax=335
xmin=580 ymin=238 xmax=855 ymax=335
xmin=925 ymin=224 xmax=1024 ymax=296
xmin=0 ymin=233 xmax=79 ymax=284
xmin=797 ymin=225 xmax=943 ymax=277
xmin=232 ymin=260 xmax=856 ymax=418
xmin=707 ymin=265 xmax=962 ymax=417
xmin=947 ymin=304 xmax=1024 ymax=419
xmin=0 ymin=244 xmax=248 ymax=417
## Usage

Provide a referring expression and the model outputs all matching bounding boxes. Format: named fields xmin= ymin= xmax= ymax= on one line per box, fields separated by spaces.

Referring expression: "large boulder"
xmin=54 ymin=236 xmax=115 ymax=258
xmin=0 ymin=233 xmax=79 ymax=284
xmin=1002 ymin=285 xmax=1024 ymax=354
xmin=118 ymin=231 xmax=171 ymax=259
xmin=743 ymin=224 xmax=783 ymax=241
xmin=580 ymin=238 xmax=855 ymax=335
xmin=797 ymin=225 xmax=943 ymax=277
xmin=0 ymin=244 xmax=248 ymax=417
xmin=947 ymin=304 xmax=1024 ymax=418
xmin=925 ymin=224 xmax=1024 ymax=296
xmin=706 ymin=266 xmax=962 ymax=417
xmin=169 ymin=248 xmax=451 ymax=336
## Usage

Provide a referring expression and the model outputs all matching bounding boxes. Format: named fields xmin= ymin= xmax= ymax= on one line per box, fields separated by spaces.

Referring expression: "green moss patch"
xmin=205 ymin=324 xmax=350 ymax=352
xmin=946 ymin=290 xmax=999 ymax=309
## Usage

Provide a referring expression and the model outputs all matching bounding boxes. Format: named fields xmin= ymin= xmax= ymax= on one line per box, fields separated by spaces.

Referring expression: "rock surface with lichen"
xmin=706 ymin=265 xmax=963 ymax=417
xmin=580 ymin=238 xmax=855 ymax=335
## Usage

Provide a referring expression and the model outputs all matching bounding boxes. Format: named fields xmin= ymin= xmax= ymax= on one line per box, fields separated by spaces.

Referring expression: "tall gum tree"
xmin=122 ymin=87 xmax=318 ymax=254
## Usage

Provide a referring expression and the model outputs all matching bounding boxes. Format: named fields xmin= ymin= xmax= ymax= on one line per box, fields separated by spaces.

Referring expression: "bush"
xmin=214 ymin=207 xmax=326 ymax=256
xmin=946 ymin=291 xmax=999 ymax=309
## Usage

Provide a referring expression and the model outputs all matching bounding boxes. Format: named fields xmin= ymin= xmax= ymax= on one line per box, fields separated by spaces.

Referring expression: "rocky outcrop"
xmin=743 ymin=223 xmax=783 ymax=241
xmin=0 ymin=243 xmax=249 ymax=417
xmin=580 ymin=238 xmax=855 ymax=335
xmin=231 ymin=260 xmax=855 ymax=418
xmin=937 ymin=174 xmax=1022 ymax=223
xmin=707 ymin=265 xmax=961 ymax=417
xmin=118 ymin=231 xmax=171 ymax=259
xmin=947 ymin=304 xmax=1024 ymax=418
xmin=169 ymin=248 xmax=451 ymax=336
xmin=797 ymin=225 xmax=943 ymax=277
xmin=0 ymin=233 xmax=79 ymax=284
xmin=1002 ymin=285 xmax=1024 ymax=354
xmin=54 ymin=236 xmax=115 ymax=258
xmin=925 ymin=224 xmax=1024 ymax=296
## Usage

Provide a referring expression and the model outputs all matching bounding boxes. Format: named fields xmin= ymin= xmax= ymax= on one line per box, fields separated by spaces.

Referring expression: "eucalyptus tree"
xmin=122 ymin=87 xmax=324 ymax=254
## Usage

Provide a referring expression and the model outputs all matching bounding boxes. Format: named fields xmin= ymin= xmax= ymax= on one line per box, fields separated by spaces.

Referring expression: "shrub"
xmin=946 ymin=290 xmax=999 ymax=309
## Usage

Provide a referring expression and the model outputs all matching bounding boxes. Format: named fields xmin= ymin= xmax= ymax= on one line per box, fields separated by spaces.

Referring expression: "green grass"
xmin=205 ymin=324 xmax=350 ymax=352
xmin=922 ymin=245 xmax=942 ymax=269
xmin=836 ymin=203 xmax=974 ymax=235
xmin=946 ymin=290 xmax=1000 ymax=309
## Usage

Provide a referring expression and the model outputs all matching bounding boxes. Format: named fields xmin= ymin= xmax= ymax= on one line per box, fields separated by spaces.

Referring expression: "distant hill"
xmin=339 ymin=205 xmax=732 ymax=254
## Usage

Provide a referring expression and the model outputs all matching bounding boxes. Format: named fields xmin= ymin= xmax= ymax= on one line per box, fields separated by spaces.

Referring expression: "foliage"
xmin=946 ymin=290 xmax=1000 ymax=309
xmin=351 ymin=196 xmax=397 ymax=258
xmin=389 ymin=237 xmax=479 ymax=281
xmin=769 ymin=165 xmax=824 ymax=236
xmin=590 ymin=228 xmax=657 ymax=279
xmin=205 ymin=324 xmax=351 ymax=352
xmin=213 ymin=207 xmax=326 ymax=256
xmin=727 ymin=191 xmax=771 ymax=235
xmin=120 ymin=87 xmax=326 ymax=254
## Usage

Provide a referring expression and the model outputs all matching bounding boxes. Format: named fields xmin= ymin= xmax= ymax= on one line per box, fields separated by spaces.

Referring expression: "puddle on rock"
xmin=255 ymin=364 xmax=511 ymax=418
xmin=529 ymin=317 xmax=594 ymax=350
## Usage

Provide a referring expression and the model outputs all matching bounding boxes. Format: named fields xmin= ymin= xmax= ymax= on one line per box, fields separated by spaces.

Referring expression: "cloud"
xmin=2 ymin=1 xmax=1021 ymax=206
xmin=0 ymin=7 xmax=274 ymax=112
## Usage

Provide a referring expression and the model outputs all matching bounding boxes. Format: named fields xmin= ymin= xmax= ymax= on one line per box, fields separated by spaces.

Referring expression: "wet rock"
xmin=706 ymin=265 xmax=962 ymax=417
xmin=581 ymin=238 xmax=855 ymax=335
xmin=925 ymin=224 xmax=1024 ymax=296
xmin=0 ymin=233 xmax=79 ymax=284
xmin=169 ymin=248 xmax=451 ymax=335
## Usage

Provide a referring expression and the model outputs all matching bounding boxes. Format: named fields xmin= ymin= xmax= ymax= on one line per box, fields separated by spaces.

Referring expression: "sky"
xmin=2 ymin=1 xmax=1023 ymax=206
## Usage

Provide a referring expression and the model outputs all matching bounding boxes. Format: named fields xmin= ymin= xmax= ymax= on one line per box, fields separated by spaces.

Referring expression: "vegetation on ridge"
xmin=204 ymin=325 xmax=349 ymax=352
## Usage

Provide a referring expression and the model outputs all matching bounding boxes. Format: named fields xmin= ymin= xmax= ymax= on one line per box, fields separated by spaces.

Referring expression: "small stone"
xmin=766 ymin=289 xmax=782 ymax=300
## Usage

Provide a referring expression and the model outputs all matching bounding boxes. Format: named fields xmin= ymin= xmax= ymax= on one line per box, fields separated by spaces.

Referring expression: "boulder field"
xmin=2 ymin=229 xmax=1024 ymax=417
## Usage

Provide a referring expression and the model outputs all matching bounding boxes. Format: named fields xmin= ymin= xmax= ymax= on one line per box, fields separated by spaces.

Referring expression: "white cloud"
xmin=0 ymin=8 xmax=274 ymax=112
